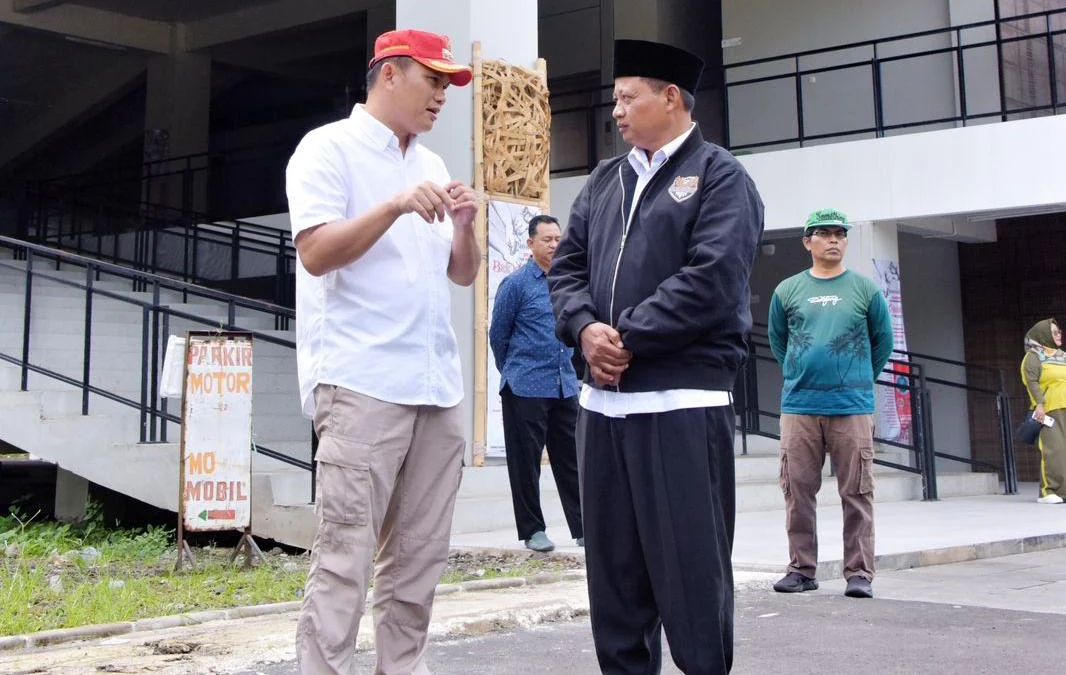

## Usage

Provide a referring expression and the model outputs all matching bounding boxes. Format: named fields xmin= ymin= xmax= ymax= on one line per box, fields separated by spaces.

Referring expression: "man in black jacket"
xmin=548 ymin=39 xmax=764 ymax=675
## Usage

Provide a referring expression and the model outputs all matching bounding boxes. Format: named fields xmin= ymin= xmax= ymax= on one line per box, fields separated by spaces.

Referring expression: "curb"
xmin=734 ymin=532 xmax=1066 ymax=580
xmin=18 ymin=533 xmax=1058 ymax=653
xmin=0 ymin=569 xmax=589 ymax=653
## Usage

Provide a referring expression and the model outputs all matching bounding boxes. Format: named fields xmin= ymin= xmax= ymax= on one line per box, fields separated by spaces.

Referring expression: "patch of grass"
xmin=1 ymin=550 xmax=307 ymax=635
xmin=0 ymin=505 xmax=305 ymax=635
xmin=0 ymin=505 xmax=585 ymax=635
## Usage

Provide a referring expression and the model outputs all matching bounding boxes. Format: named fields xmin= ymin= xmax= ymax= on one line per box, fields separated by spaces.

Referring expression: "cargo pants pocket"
xmin=316 ymin=437 xmax=373 ymax=527
xmin=858 ymin=444 xmax=875 ymax=495
xmin=778 ymin=449 xmax=791 ymax=497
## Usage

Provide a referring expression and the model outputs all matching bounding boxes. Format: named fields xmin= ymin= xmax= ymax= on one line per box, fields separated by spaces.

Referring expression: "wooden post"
xmin=472 ymin=41 xmax=488 ymax=468
xmin=536 ymin=56 xmax=552 ymax=468
xmin=175 ymin=334 xmax=195 ymax=571
xmin=231 ymin=527 xmax=265 ymax=570
xmin=535 ymin=57 xmax=550 ymax=215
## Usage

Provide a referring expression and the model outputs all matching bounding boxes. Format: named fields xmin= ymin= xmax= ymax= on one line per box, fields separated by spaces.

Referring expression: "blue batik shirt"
xmin=489 ymin=259 xmax=580 ymax=399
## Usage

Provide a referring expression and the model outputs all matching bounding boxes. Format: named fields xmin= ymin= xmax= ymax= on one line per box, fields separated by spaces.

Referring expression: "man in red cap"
xmin=285 ymin=28 xmax=477 ymax=675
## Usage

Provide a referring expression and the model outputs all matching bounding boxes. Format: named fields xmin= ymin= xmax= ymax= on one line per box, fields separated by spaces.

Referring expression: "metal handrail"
xmin=0 ymin=236 xmax=312 ymax=480
xmin=548 ymin=6 xmax=1066 ymax=171
xmin=726 ymin=7 xmax=1066 ymax=69
xmin=35 ymin=140 xmax=295 ymax=192
xmin=738 ymin=326 xmax=1018 ymax=497
xmin=25 ymin=190 xmax=296 ymax=308
xmin=725 ymin=7 xmax=1066 ymax=150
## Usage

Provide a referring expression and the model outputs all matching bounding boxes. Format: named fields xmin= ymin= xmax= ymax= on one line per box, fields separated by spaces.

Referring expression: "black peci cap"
xmin=613 ymin=39 xmax=704 ymax=95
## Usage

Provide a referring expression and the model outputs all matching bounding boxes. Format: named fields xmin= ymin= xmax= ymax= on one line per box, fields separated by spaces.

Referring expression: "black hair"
xmin=643 ymin=77 xmax=695 ymax=112
xmin=366 ymin=56 xmax=413 ymax=90
xmin=528 ymin=214 xmax=560 ymax=238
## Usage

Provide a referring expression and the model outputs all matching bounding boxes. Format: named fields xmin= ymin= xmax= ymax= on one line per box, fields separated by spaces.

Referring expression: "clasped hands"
xmin=393 ymin=181 xmax=480 ymax=229
xmin=580 ymin=322 xmax=632 ymax=387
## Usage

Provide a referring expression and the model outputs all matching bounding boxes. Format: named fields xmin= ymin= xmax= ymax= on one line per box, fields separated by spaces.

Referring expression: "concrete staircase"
xmin=0 ymin=253 xmax=1000 ymax=551
xmin=451 ymin=433 xmax=1000 ymax=538
xmin=0 ymin=257 xmax=320 ymax=547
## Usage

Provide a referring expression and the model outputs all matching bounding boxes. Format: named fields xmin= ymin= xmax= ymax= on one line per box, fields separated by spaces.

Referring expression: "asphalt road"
xmin=236 ymin=548 xmax=1066 ymax=674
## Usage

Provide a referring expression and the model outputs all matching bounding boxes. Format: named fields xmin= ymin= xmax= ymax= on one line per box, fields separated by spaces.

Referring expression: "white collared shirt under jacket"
xmin=286 ymin=105 xmax=463 ymax=417
xmin=580 ymin=124 xmax=731 ymax=418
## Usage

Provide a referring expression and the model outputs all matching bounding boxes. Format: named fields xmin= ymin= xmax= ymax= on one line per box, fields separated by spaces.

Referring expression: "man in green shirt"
xmin=767 ymin=208 xmax=893 ymax=599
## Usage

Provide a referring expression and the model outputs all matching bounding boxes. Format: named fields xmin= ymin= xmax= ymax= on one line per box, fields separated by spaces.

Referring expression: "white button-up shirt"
xmin=580 ymin=123 xmax=731 ymax=418
xmin=286 ymin=105 xmax=463 ymax=417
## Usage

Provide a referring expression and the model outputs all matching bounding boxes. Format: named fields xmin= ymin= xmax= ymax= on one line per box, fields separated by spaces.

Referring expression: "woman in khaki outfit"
xmin=1021 ymin=318 xmax=1066 ymax=504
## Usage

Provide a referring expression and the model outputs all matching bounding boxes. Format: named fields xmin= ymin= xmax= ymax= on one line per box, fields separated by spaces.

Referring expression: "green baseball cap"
xmin=804 ymin=208 xmax=850 ymax=234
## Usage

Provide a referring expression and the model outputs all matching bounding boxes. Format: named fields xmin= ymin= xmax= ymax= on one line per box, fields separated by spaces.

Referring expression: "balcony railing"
xmin=548 ymin=6 xmax=1066 ymax=173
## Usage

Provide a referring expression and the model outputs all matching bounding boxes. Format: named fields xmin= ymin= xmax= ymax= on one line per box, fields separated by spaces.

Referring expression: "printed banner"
xmin=872 ymin=259 xmax=912 ymax=443
xmin=486 ymin=200 xmax=540 ymax=458
xmin=180 ymin=333 xmax=253 ymax=531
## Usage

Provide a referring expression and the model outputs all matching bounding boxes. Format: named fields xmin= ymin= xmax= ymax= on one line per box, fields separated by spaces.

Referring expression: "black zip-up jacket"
xmin=548 ymin=126 xmax=765 ymax=393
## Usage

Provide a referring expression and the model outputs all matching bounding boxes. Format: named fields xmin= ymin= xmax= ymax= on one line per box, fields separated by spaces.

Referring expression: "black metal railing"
xmin=0 ymin=236 xmax=313 ymax=488
xmin=21 ymin=188 xmax=296 ymax=309
xmin=548 ymin=6 xmax=1066 ymax=172
xmin=723 ymin=6 xmax=1066 ymax=151
xmin=32 ymin=141 xmax=295 ymax=222
xmin=735 ymin=323 xmax=1018 ymax=500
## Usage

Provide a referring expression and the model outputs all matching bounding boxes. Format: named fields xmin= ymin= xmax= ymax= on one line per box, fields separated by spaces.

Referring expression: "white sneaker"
xmin=1037 ymin=494 xmax=1064 ymax=504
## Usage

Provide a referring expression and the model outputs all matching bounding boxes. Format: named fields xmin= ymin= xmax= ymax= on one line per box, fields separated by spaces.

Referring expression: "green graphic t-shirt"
xmin=768 ymin=269 xmax=894 ymax=415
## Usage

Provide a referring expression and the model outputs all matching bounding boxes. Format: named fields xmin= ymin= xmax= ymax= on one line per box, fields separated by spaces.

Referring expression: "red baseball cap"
xmin=369 ymin=29 xmax=473 ymax=87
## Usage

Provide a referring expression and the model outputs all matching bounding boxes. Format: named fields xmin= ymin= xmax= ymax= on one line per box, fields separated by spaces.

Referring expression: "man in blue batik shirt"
xmin=490 ymin=214 xmax=583 ymax=552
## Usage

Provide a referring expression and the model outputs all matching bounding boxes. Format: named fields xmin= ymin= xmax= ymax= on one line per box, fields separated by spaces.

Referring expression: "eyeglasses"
xmin=808 ymin=228 xmax=847 ymax=239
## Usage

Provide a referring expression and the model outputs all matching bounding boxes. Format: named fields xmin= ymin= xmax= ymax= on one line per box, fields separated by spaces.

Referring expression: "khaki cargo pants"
xmin=296 ymin=385 xmax=465 ymax=675
xmin=779 ymin=414 xmax=875 ymax=581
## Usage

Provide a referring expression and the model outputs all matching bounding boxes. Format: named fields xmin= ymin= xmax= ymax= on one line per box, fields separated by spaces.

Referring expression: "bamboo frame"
xmin=472 ymin=42 xmax=488 ymax=467
xmin=479 ymin=59 xmax=551 ymax=202
xmin=534 ymin=58 xmax=549 ymax=213
xmin=471 ymin=46 xmax=552 ymax=468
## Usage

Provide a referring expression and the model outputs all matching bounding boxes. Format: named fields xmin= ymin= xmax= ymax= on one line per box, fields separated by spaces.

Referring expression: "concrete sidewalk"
xmin=0 ymin=571 xmax=776 ymax=674
xmin=5 ymin=483 xmax=1064 ymax=672
xmin=451 ymin=482 xmax=1066 ymax=579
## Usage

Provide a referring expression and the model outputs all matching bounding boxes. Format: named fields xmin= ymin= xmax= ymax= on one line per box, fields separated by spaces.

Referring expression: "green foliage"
xmin=0 ymin=502 xmax=585 ymax=636
xmin=0 ymin=502 xmax=303 ymax=635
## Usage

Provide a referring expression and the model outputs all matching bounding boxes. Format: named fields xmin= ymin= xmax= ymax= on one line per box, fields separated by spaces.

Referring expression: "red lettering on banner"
xmin=184 ymin=480 xmax=201 ymax=501
xmin=183 ymin=480 xmax=250 ymax=503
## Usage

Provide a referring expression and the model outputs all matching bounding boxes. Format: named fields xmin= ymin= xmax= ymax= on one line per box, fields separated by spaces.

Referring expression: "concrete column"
xmin=847 ymin=220 xmax=914 ymax=454
xmin=847 ymin=220 xmax=899 ymax=282
xmin=144 ymin=46 xmax=212 ymax=212
xmin=54 ymin=468 xmax=89 ymax=523
xmin=395 ymin=0 xmax=540 ymax=463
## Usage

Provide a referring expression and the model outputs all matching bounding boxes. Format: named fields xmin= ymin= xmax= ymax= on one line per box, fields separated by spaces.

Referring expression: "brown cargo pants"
xmin=296 ymin=385 xmax=466 ymax=675
xmin=779 ymin=413 xmax=875 ymax=581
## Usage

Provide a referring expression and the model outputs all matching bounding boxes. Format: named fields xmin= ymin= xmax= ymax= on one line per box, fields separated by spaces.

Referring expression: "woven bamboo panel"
xmin=480 ymin=60 xmax=550 ymax=201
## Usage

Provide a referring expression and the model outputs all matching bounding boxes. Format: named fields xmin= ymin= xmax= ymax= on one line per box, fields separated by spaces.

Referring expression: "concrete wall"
xmin=747 ymin=232 xmax=812 ymax=433
xmin=549 ymin=175 xmax=590 ymax=225
xmin=737 ymin=114 xmax=1066 ymax=233
xmin=551 ymin=114 xmax=1066 ymax=239
xmin=897 ymin=232 xmax=972 ymax=468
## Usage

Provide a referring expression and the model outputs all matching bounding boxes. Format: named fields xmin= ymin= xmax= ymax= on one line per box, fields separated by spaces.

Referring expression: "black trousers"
xmin=500 ymin=386 xmax=583 ymax=540
xmin=579 ymin=406 xmax=736 ymax=675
